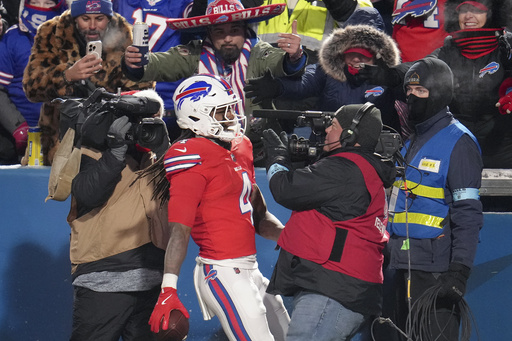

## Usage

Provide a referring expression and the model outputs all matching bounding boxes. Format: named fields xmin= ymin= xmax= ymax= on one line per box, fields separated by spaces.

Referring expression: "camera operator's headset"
xmin=339 ymin=102 xmax=376 ymax=148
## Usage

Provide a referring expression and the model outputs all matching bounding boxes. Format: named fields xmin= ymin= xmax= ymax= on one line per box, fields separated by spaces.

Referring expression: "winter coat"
xmin=22 ymin=10 xmax=154 ymax=165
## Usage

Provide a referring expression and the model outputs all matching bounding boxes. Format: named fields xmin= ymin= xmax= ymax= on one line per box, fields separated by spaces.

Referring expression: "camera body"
xmin=253 ymin=109 xmax=402 ymax=161
xmin=58 ymin=88 xmax=165 ymax=150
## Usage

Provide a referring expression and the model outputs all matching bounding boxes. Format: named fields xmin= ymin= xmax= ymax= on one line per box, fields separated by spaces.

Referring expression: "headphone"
xmin=339 ymin=102 xmax=376 ymax=147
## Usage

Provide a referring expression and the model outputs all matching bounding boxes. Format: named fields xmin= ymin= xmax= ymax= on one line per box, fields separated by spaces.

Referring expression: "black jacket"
xmin=267 ymin=147 xmax=396 ymax=315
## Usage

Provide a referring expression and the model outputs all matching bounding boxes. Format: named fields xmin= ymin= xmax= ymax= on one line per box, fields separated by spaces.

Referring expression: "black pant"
xmin=70 ymin=286 xmax=160 ymax=341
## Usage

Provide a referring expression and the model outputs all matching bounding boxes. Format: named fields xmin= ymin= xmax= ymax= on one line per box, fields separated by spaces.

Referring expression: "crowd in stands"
xmin=0 ymin=0 xmax=511 ymax=340
xmin=1 ymin=0 xmax=510 ymax=170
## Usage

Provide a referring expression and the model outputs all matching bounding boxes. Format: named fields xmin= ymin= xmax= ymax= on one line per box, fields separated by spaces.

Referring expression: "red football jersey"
xmin=164 ymin=136 xmax=257 ymax=260
xmin=392 ymin=0 xmax=449 ymax=62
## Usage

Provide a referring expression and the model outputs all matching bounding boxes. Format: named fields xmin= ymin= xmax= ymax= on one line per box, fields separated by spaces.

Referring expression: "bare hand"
xmin=124 ymin=45 xmax=144 ymax=69
xmin=276 ymin=20 xmax=302 ymax=62
xmin=65 ymin=54 xmax=102 ymax=82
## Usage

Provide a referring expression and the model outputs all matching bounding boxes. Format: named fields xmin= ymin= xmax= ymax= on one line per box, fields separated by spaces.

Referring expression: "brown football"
xmin=155 ymin=309 xmax=189 ymax=341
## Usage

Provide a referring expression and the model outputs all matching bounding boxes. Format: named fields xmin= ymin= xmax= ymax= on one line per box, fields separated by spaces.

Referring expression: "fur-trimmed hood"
xmin=319 ymin=24 xmax=400 ymax=82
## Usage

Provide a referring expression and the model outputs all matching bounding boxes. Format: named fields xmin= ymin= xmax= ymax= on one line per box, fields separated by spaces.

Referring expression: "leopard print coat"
xmin=23 ymin=10 xmax=154 ymax=165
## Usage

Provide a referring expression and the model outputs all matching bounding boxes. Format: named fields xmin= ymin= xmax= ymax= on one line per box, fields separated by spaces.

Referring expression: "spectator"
xmin=245 ymin=8 xmax=403 ymax=137
xmin=147 ymin=74 xmax=290 ymax=340
xmin=385 ymin=57 xmax=483 ymax=341
xmin=123 ymin=0 xmax=307 ymax=164
xmin=360 ymin=0 xmax=512 ymax=168
xmin=22 ymin=0 xmax=154 ymax=166
xmin=261 ymin=103 xmax=395 ymax=340
xmin=67 ymin=88 xmax=170 ymax=341
xmin=256 ymin=0 xmax=374 ymax=64
xmin=113 ymin=0 xmax=194 ymax=141
xmin=391 ymin=0 xmax=450 ymax=62
xmin=0 ymin=0 xmax=66 ymax=165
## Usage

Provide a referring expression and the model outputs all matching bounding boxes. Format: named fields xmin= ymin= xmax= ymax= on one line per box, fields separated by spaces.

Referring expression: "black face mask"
xmin=407 ymin=94 xmax=435 ymax=126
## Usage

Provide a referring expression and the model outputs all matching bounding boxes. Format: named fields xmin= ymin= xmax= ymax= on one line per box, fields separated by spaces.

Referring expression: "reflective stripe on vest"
xmin=388 ymin=122 xmax=470 ymax=239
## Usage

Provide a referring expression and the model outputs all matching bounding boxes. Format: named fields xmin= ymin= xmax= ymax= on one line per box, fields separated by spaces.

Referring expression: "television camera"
xmin=253 ymin=109 xmax=402 ymax=161
xmin=56 ymin=88 xmax=166 ymax=151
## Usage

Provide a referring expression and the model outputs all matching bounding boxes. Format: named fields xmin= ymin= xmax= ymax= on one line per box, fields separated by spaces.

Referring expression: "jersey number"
xmin=239 ymin=172 xmax=253 ymax=220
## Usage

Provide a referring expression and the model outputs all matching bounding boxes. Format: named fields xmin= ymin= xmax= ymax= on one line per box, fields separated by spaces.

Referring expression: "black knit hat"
xmin=404 ymin=57 xmax=454 ymax=113
xmin=335 ymin=104 xmax=383 ymax=150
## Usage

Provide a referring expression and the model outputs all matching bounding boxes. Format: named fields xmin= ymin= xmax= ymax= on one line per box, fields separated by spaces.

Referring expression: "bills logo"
xmin=205 ymin=269 xmax=218 ymax=282
xmin=479 ymin=62 xmax=499 ymax=78
xmin=207 ymin=0 xmax=244 ymax=14
xmin=86 ymin=0 xmax=101 ymax=12
xmin=392 ymin=0 xmax=437 ymax=24
xmin=365 ymin=86 xmax=384 ymax=98
xmin=175 ymin=81 xmax=212 ymax=110
xmin=213 ymin=14 xmax=229 ymax=24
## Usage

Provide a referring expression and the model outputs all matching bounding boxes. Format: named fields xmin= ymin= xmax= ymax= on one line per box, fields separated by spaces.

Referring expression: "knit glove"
xmin=357 ymin=61 xmax=402 ymax=87
xmin=244 ymin=70 xmax=283 ymax=105
xmin=107 ymin=116 xmax=131 ymax=161
xmin=496 ymin=77 xmax=512 ymax=115
xmin=438 ymin=262 xmax=471 ymax=303
xmin=262 ymin=129 xmax=291 ymax=173
xmin=149 ymin=287 xmax=189 ymax=333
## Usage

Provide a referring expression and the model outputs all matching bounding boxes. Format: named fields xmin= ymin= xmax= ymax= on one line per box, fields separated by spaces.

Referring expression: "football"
xmin=155 ymin=309 xmax=190 ymax=341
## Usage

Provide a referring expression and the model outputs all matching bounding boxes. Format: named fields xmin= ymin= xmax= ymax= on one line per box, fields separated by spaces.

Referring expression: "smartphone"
xmin=87 ymin=40 xmax=102 ymax=59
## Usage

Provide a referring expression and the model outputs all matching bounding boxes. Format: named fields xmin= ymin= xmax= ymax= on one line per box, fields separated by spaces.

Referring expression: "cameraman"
xmin=67 ymin=90 xmax=170 ymax=340
xmin=262 ymin=103 xmax=396 ymax=340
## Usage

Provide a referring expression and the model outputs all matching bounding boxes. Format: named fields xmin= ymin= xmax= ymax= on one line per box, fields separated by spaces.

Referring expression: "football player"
xmin=148 ymin=73 xmax=290 ymax=341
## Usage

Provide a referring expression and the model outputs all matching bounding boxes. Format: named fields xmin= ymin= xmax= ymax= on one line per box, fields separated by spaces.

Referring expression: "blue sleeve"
xmin=283 ymin=53 xmax=307 ymax=75
xmin=446 ymin=134 xmax=483 ymax=268
xmin=281 ymin=64 xmax=326 ymax=98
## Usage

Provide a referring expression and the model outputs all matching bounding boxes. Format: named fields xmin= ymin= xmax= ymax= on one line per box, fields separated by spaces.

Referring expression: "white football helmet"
xmin=173 ymin=74 xmax=245 ymax=142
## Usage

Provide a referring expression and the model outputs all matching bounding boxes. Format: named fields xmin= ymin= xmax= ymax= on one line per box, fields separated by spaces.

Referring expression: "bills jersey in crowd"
xmin=392 ymin=0 xmax=448 ymax=62
xmin=113 ymin=0 xmax=194 ymax=111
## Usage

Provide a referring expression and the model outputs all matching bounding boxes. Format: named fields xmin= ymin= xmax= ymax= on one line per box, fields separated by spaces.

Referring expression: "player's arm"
xmin=164 ymin=222 xmax=191 ymax=276
xmin=251 ymin=183 xmax=284 ymax=242
xmin=149 ymin=163 xmax=205 ymax=333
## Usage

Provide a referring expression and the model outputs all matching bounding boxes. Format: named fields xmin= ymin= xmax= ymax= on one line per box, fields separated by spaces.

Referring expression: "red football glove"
xmin=12 ymin=122 xmax=29 ymax=154
xmin=149 ymin=287 xmax=189 ymax=333
xmin=496 ymin=77 xmax=512 ymax=115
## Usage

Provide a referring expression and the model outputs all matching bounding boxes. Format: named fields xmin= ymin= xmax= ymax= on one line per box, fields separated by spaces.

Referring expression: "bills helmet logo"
xmin=175 ymin=81 xmax=213 ymax=110
xmin=479 ymin=62 xmax=499 ymax=78
xmin=365 ymin=86 xmax=384 ymax=98
xmin=392 ymin=0 xmax=438 ymax=24
xmin=205 ymin=269 xmax=218 ymax=282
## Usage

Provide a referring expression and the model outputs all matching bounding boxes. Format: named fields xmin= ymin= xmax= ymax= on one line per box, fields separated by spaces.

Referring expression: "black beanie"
xmin=335 ymin=104 xmax=383 ymax=150
xmin=404 ymin=57 xmax=454 ymax=114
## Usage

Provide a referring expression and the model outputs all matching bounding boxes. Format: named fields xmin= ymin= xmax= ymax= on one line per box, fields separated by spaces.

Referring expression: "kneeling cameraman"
xmin=262 ymin=103 xmax=396 ymax=341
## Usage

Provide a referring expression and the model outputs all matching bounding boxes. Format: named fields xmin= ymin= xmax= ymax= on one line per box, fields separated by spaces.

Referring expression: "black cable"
xmin=405 ymin=285 xmax=480 ymax=341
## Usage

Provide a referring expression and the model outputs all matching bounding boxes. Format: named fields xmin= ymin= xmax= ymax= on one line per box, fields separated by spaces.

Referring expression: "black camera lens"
xmin=288 ymin=136 xmax=310 ymax=156
xmin=139 ymin=124 xmax=158 ymax=144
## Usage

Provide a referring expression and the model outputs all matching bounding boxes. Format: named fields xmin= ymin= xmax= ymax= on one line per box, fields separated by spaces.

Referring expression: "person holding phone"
xmin=0 ymin=0 xmax=66 ymax=165
xmin=22 ymin=0 xmax=154 ymax=166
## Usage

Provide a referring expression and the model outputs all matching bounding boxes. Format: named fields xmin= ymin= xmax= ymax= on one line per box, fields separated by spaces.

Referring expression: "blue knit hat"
xmin=71 ymin=0 xmax=112 ymax=18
